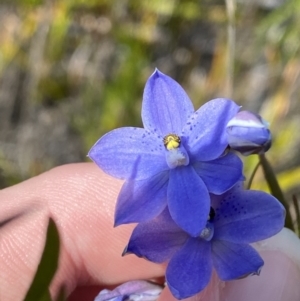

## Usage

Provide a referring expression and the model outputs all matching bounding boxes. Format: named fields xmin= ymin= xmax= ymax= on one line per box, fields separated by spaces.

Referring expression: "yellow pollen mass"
xmin=163 ymin=134 xmax=181 ymax=150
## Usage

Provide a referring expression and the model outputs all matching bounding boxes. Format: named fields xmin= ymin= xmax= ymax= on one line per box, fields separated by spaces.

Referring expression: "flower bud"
xmin=226 ymin=111 xmax=271 ymax=156
xmin=94 ymin=280 xmax=162 ymax=301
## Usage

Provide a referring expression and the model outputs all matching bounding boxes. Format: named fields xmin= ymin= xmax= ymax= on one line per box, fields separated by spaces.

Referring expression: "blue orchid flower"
xmin=94 ymin=280 xmax=162 ymax=301
xmin=89 ymin=69 xmax=243 ymax=236
xmin=226 ymin=110 xmax=272 ymax=156
xmin=124 ymin=184 xmax=285 ymax=300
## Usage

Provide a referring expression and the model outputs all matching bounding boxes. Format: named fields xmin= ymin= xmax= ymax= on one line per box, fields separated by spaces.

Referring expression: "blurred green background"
xmin=0 ymin=0 xmax=300 ymax=206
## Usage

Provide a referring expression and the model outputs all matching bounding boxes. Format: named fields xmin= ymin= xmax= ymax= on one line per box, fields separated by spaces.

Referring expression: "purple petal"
xmin=115 ymin=172 xmax=169 ymax=226
xmin=168 ymin=166 xmax=210 ymax=236
xmin=142 ymin=69 xmax=194 ymax=136
xmin=166 ymin=238 xmax=212 ymax=299
xmin=88 ymin=127 xmax=168 ymax=180
xmin=94 ymin=281 xmax=162 ymax=301
xmin=125 ymin=209 xmax=188 ymax=263
xmin=183 ymin=98 xmax=240 ymax=161
xmin=193 ymin=152 xmax=244 ymax=195
xmin=227 ymin=111 xmax=272 ymax=156
xmin=227 ymin=127 xmax=272 ymax=156
xmin=212 ymin=240 xmax=263 ymax=280
xmin=227 ymin=111 xmax=267 ymax=128
xmin=213 ymin=189 xmax=285 ymax=243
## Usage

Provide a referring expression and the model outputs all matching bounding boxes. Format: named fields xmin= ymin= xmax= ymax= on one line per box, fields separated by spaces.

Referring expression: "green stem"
xmin=259 ymin=154 xmax=294 ymax=231
xmin=247 ymin=160 xmax=261 ymax=190
xmin=292 ymin=195 xmax=300 ymax=237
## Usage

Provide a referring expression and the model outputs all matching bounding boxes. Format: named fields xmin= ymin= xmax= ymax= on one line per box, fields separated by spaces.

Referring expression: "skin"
xmin=0 ymin=163 xmax=300 ymax=301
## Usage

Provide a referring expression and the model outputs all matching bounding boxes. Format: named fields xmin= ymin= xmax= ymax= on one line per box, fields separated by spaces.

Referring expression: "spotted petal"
xmin=193 ymin=152 xmax=244 ymax=195
xmin=115 ymin=171 xmax=169 ymax=226
xmin=166 ymin=238 xmax=212 ymax=300
xmin=125 ymin=209 xmax=188 ymax=263
xmin=88 ymin=127 xmax=168 ymax=180
xmin=142 ymin=69 xmax=194 ymax=136
xmin=168 ymin=166 xmax=210 ymax=236
xmin=212 ymin=240 xmax=263 ymax=280
xmin=184 ymin=98 xmax=240 ymax=161
xmin=213 ymin=189 xmax=285 ymax=243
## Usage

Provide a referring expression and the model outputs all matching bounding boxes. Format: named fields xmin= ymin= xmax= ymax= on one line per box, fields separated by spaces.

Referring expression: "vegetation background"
xmin=1 ymin=1 xmax=300 ymax=299
xmin=0 ymin=0 xmax=300 ymax=220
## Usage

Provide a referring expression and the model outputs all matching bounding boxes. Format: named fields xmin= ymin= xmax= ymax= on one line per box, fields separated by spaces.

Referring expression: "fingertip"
xmin=222 ymin=251 xmax=300 ymax=301
xmin=254 ymin=228 xmax=300 ymax=271
xmin=221 ymin=228 xmax=300 ymax=301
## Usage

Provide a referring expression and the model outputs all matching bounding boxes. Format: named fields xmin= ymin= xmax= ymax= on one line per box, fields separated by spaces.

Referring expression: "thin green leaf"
xmin=24 ymin=218 xmax=60 ymax=301
xmin=38 ymin=291 xmax=52 ymax=301
xmin=259 ymin=154 xmax=294 ymax=231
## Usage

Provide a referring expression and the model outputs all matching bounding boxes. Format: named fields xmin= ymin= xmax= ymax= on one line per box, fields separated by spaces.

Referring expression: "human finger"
xmin=0 ymin=163 xmax=165 ymax=301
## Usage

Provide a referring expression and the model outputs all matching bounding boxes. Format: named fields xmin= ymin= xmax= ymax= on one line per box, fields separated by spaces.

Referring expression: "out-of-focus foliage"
xmin=0 ymin=0 xmax=300 ymax=219
xmin=258 ymin=0 xmax=300 ymax=61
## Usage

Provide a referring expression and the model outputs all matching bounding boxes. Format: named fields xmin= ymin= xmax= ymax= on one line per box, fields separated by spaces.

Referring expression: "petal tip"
xmin=113 ymin=217 xmax=123 ymax=227
xmin=87 ymin=146 xmax=98 ymax=162
xmin=114 ymin=213 xmax=124 ymax=227
xmin=114 ymin=212 xmax=135 ymax=227
xmin=149 ymin=68 xmax=165 ymax=81
xmin=122 ymin=245 xmax=131 ymax=256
